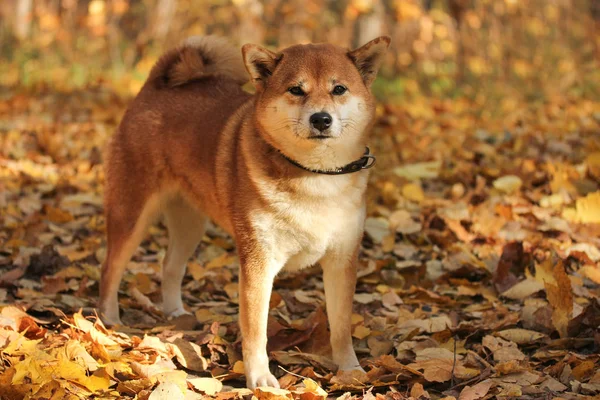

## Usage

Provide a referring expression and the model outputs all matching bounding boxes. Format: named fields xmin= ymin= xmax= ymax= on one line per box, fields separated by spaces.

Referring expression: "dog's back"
xmin=104 ymin=36 xmax=251 ymax=231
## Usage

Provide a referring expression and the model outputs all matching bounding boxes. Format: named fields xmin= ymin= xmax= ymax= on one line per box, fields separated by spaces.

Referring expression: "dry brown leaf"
xmin=501 ymin=279 xmax=544 ymax=300
xmin=187 ymin=377 xmax=222 ymax=395
xmin=408 ymin=358 xmax=479 ymax=383
xmin=458 ymin=379 xmax=493 ymax=400
xmin=171 ymin=339 xmax=208 ymax=372
xmin=117 ymin=378 xmax=155 ymax=396
xmin=254 ymin=386 xmax=294 ymax=400
xmin=330 ymin=369 xmax=369 ymax=387
xmin=494 ymin=329 xmax=547 ymax=345
xmin=410 ymin=382 xmax=431 ymax=399
xmin=544 ymin=262 xmax=573 ymax=338
xmin=482 ymin=335 xmax=525 ymax=362
xmin=148 ymin=381 xmax=185 ymax=400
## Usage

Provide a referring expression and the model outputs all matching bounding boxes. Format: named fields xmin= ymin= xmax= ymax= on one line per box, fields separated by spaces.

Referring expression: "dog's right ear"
xmin=242 ymin=44 xmax=281 ymax=89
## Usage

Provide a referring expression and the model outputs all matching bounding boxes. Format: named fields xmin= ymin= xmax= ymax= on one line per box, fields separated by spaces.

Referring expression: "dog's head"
xmin=242 ymin=37 xmax=390 ymax=170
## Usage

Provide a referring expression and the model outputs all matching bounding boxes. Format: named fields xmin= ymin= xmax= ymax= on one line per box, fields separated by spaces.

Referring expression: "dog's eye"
xmin=332 ymin=85 xmax=347 ymax=95
xmin=288 ymin=86 xmax=305 ymax=96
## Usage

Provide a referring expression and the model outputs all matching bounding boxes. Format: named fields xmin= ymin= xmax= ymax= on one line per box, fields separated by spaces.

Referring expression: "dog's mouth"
xmin=307 ymin=134 xmax=332 ymax=140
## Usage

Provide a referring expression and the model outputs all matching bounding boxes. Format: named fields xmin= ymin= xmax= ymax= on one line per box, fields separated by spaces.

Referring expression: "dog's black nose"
xmin=310 ymin=112 xmax=332 ymax=132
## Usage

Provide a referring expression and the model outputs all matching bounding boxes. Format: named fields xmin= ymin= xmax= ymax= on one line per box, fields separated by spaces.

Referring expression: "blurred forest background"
xmin=2 ymin=1 xmax=600 ymax=398
xmin=1 ymin=0 xmax=599 ymax=106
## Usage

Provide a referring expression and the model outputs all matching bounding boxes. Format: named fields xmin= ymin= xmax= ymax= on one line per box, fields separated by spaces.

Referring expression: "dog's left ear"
xmin=348 ymin=36 xmax=391 ymax=86
xmin=242 ymin=44 xmax=282 ymax=89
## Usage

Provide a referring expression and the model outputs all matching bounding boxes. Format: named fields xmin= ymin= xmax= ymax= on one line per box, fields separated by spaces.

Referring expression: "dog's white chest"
xmin=250 ymin=175 xmax=367 ymax=272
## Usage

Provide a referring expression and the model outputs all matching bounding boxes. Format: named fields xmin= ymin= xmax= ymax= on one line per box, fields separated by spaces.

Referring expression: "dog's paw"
xmin=246 ymin=369 xmax=280 ymax=389
xmin=165 ymin=307 xmax=191 ymax=319
xmin=100 ymin=315 xmax=123 ymax=327
xmin=339 ymin=364 xmax=366 ymax=373
xmin=334 ymin=350 xmax=363 ymax=372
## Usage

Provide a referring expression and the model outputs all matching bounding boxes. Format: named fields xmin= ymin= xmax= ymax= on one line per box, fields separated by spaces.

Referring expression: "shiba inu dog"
xmin=99 ymin=35 xmax=390 ymax=389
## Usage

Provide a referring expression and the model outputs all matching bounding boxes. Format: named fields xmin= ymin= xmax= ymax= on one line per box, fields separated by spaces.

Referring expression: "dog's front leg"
xmin=321 ymin=247 xmax=363 ymax=372
xmin=238 ymin=248 xmax=281 ymax=389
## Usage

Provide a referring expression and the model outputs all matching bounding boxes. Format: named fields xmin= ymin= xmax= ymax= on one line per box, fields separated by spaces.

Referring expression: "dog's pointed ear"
xmin=348 ymin=36 xmax=391 ymax=86
xmin=242 ymin=44 xmax=281 ymax=88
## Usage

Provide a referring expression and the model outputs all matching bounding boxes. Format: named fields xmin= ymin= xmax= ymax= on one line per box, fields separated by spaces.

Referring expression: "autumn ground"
xmin=0 ymin=86 xmax=599 ymax=400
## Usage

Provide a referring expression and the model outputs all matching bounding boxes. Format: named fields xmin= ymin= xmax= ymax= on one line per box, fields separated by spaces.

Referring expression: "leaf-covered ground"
xmin=0 ymin=88 xmax=599 ymax=400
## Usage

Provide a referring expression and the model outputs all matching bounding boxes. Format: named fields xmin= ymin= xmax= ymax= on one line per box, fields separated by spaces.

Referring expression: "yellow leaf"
xmin=351 ymin=314 xmax=364 ymax=324
xmin=232 ymin=360 xmax=245 ymax=374
xmin=493 ymin=175 xmax=522 ymax=194
xmin=580 ymin=265 xmax=600 ymax=284
xmin=563 ymin=191 xmax=600 ymax=223
xmin=2 ymin=332 xmax=42 ymax=356
xmin=12 ymin=356 xmax=47 ymax=387
xmin=352 ymin=325 xmax=371 ymax=339
xmin=187 ymin=262 xmax=205 ymax=281
xmin=292 ymin=378 xmax=327 ymax=400
xmin=224 ymin=282 xmax=238 ymax=299
xmin=402 ymin=183 xmax=425 ymax=202
xmin=63 ymin=340 xmax=99 ymax=371
xmin=86 ymin=375 xmax=111 ymax=392
xmin=206 ymin=254 xmax=236 ymax=269
xmin=254 ymin=386 xmax=293 ymax=400
xmin=394 ymin=161 xmax=441 ymax=180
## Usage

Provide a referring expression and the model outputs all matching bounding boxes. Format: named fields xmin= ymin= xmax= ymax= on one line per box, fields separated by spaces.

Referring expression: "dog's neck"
xmin=278 ymin=146 xmax=375 ymax=175
xmin=254 ymin=120 xmax=370 ymax=174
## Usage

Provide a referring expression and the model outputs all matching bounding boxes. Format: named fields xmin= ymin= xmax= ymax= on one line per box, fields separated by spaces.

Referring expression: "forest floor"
xmin=0 ymin=87 xmax=599 ymax=400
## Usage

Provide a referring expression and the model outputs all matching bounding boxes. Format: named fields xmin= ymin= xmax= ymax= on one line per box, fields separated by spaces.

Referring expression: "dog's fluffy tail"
xmin=148 ymin=36 xmax=248 ymax=88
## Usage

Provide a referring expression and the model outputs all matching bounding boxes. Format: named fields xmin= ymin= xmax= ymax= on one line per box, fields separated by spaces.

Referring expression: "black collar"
xmin=279 ymin=147 xmax=376 ymax=175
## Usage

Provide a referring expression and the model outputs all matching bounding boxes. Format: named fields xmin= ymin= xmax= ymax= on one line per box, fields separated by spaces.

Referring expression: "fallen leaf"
xmin=458 ymin=379 xmax=493 ymax=400
xmin=493 ymin=175 xmax=522 ymax=194
xmin=562 ymin=191 xmax=600 ymax=223
xmin=352 ymin=325 xmax=371 ymax=339
xmin=148 ymin=381 xmax=185 ymax=400
xmin=501 ymin=279 xmax=544 ymax=300
xmin=495 ymin=329 xmax=547 ymax=345
xmin=254 ymin=386 xmax=293 ymax=400
xmin=402 ymin=183 xmax=425 ymax=202
xmin=292 ymin=378 xmax=328 ymax=400
xmin=394 ymin=160 xmax=441 ymax=180
xmin=410 ymin=382 xmax=430 ymax=399
xmin=187 ymin=377 xmax=222 ymax=395
xmin=364 ymin=217 xmax=390 ymax=244
xmin=544 ymin=262 xmax=573 ymax=338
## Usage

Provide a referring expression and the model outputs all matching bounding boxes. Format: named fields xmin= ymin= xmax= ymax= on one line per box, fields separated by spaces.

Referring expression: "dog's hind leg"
xmin=161 ymin=196 xmax=207 ymax=317
xmin=99 ymin=194 xmax=163 ymax=326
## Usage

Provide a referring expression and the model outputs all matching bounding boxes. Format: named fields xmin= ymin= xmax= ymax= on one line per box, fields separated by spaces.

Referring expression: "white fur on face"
xmin=258 ymin=91 xmax=371 ymax=170
xmin=262 ymin=93 xmax=368 ymax=140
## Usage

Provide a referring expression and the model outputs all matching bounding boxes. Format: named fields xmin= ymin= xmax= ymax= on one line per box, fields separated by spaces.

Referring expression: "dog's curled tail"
xmin=149 ymin=36 xmax=248 ymax=88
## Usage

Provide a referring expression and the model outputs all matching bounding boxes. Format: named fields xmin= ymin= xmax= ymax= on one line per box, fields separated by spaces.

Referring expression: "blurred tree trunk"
xmin=16 ymin=0 xmax=33 ymax=40
xmin=591 ymin=0 xmax=600 ymax=61
xmin=354 ymin=0 xmax=386 ymax=47
xmin=237 ymin=0 xmax=264 ymax=45
xmin=153 ymin=0 xmax=177 ymax=41
xmin=448 ymin=0 xmax=469 ymax=82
